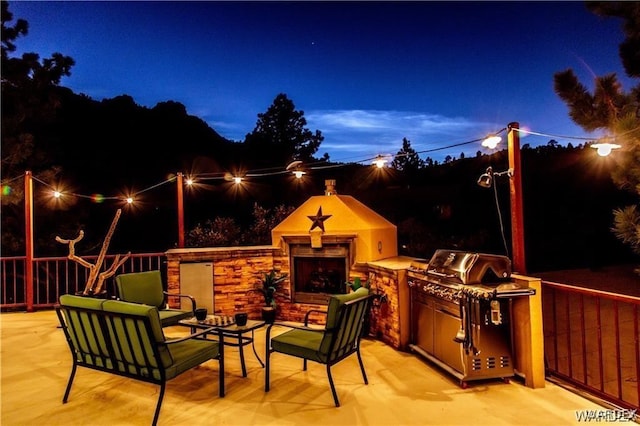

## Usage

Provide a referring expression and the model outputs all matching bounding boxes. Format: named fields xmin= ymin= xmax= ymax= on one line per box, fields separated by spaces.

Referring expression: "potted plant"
xmin=253 ymin=269 xmax=287 ymax=323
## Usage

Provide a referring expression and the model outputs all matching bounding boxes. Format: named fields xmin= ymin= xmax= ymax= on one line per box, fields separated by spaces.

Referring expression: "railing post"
xmin=24 ymin=171 xmax=34 ymax=312
xmin=507 ymin=122 xmax=526 ymax=274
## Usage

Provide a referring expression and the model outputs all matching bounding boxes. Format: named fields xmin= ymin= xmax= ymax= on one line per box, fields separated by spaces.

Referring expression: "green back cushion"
xmin=116 ymin=270 xmax=165 ymax=308
xmin=102 ymin=299 xmax=171 ymax=368
xmin=60 ymin=293 xmax=105 ymax=310
xmin=59 ymin=294 xmax=108 ymax=362
xmin=102 ymin=300 xmax=165 ymax=342
xmin=325 ymin=286 xmax=369 ymax=329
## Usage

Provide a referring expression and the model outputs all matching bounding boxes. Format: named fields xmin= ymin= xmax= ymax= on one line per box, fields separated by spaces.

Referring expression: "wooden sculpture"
xmin=56 ymin=209 xmax=131 ymax=295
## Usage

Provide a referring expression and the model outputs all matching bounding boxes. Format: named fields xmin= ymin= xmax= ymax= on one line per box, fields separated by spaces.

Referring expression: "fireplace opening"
xmin=290 ymin=244 xmax=349 ymax=304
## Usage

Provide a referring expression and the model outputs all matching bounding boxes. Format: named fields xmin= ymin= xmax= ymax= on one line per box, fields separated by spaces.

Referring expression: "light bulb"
xmin=592 ymin=143 xmax=621 ymax=157
xmin=482 ymin=135 xmax=501 ymax=149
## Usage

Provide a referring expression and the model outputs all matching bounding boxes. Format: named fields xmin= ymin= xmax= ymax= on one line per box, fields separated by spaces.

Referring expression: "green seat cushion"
xmin=164 ymin=338 xmax=220 ymax=380
xmin=271 ymin=328 xmax=325 ymax=362
xmin=116 ymin=270 xmax=165 ymax=308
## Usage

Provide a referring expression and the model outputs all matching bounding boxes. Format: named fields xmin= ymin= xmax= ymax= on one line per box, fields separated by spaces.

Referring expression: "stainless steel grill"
xmin=408 ymin=249 xmax=535 ymax=387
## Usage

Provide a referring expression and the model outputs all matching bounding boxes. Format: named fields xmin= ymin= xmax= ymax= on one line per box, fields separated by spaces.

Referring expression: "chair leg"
xmin=219 ymin=341 xmax=225 ymax=397
xmin=357 ymin=347 xmax=369 ymax=384
xmin=326 ymin=364 xmax=340 ymax=407
xmin=62 ymin=363 xmax=77 ymax=403
xmin=152 ymin=383 xmax=166 ymax=426
xmin=303 ymin=359 xmax=307 ymax=371
xmin=265 ymin=328 xmax=272 ymax=392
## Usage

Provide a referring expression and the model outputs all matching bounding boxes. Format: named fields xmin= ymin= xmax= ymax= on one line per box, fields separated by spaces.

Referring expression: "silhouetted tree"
xmin=245 ymin=93 xmax=324 ymax=167
xmin=186 ymin=217 xmax=242 ymax=247
xmin=391 ymin=137 xmax=424 ymax=171
xmin=244 ymin=202 xmax=295 ymax=244
xmin=554 ymin=1 xmax=640 ymax=264
xmin=1 ymin=0 xmax=74 ymax=185
xmin=1 ymin=0 xmax=75 ymax=254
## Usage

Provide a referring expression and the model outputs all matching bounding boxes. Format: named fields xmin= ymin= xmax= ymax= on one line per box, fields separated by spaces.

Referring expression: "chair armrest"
xmin=163 ymin=291 xmax=196 ymax=313
xmin=270 ymin=321 xmax=325 ymax=332
xmin=303 ymin=309 xmax=327 ymax=326
xmin=164 ymin=326 xmax=223 ymax=344
xmin=266 ymin=321 xmax=324 ymax=347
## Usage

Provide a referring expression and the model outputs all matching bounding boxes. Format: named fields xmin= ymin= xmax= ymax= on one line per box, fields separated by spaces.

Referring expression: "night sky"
xmin=8 ymin=1 xmax=633 ymax=162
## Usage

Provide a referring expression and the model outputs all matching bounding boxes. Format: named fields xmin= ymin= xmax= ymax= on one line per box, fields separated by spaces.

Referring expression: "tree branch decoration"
xmin=56 ymin=209 xmax=131 ymax=295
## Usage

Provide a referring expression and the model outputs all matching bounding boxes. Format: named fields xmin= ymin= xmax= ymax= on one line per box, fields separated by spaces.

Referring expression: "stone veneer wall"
xmin=366 ymin=261 xmax=411 ymax=350
xmin=165 ymin=246 xmax=280 ymax=317
xmin=165 ymin=246 xmax=410 ymax=350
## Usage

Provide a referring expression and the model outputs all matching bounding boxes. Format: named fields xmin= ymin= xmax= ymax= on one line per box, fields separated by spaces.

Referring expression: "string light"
xmin=591 ymin=142 xmax=621 ymax=157
xmin=481 ymin=135 xmax=502 ymax=149
xmin=372 ymin=154 xmax=390 ymax=168
xmin=2 ymin=125 xmax=628 ymax=201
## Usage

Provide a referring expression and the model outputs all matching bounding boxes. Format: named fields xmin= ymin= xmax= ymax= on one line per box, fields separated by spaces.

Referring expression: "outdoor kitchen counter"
xmin=367 ymin=256 xmax=419 ymax=350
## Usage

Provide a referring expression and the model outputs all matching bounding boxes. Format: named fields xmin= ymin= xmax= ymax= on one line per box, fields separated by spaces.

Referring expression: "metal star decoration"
xmin=308 ymin=206 xmax=332 ymax=232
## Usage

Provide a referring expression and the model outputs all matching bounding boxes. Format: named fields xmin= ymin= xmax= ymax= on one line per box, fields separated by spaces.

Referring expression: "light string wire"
xmin=514 ymin=124 xmax=640 ymax=141
xmin=0 ymin=126 xmax=619 ymax=202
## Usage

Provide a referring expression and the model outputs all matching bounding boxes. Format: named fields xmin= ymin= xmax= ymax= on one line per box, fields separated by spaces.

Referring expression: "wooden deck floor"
xmin=1 ymin=310 xmax=611 ymax=425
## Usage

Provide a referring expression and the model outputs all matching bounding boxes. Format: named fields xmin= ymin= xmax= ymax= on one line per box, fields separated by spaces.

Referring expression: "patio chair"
xmin=115 ymin=270 xmax=196 ymax=327
xmin=265 ymin=287 xmax=373 ymax=407
xmin=56 ymin=294 xmax=224 ymax=426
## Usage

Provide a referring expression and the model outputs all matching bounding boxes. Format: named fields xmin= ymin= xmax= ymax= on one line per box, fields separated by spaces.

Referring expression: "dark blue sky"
xmin=9 ymin=1 xmax=632 ymax=162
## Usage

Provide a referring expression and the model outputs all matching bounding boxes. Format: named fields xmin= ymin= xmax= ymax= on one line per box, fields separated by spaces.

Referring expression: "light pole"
xmin=507 ymin=122 xmax=526 ymax=274
xmin=177 ymin=172 xmax=185 ymax=248
xmin=481 ymin=122 xmax=526 ymax=274
xmin=24 ymin=171 xmax=34 ymax=312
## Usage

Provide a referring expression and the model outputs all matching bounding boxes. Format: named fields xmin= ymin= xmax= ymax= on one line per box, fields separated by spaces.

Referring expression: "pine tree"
xmin=553 ymin=1 xmax=640 ymax=264
xmin=391 ymin=137 xmax=425 ymax=171
xmin=244 ymin=93 xmax=324 ymax=166
xmin=1 ymin=1 xmax=75 ymax=254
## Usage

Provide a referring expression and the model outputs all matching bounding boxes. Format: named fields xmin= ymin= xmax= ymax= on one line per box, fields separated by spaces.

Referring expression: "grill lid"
xmin=426 ymin=249 xmax=511 ymax=285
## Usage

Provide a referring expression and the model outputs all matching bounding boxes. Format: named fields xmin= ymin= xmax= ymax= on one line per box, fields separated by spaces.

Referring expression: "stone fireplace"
xmin=165 ymin=180 xmax=413 ymax=350
xmin=272 ymin=180 xmax=397 ymax=305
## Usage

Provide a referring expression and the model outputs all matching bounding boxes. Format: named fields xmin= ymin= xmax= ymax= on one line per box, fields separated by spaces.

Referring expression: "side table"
xmin=179 ymin=317 xmax=266 ymax=377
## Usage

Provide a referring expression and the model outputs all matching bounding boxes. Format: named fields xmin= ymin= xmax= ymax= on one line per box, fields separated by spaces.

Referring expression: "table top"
xmin=179 ymin=316 xmax=265 ymax=334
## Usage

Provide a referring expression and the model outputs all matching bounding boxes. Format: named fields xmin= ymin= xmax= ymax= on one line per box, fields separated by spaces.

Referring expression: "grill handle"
xmin=427 ymin=270 xmax=457 ymax=278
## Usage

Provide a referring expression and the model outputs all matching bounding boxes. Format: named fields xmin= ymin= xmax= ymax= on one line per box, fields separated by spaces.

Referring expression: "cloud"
xmin=199 ymin=108 xmax=502 ymax=163
xmin=306 ymin=109 xmax=495 ymax=162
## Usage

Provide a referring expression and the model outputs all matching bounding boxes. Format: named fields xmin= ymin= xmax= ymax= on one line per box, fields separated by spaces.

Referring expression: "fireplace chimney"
xmin=325 ymin=179 xmax=337 ymax=196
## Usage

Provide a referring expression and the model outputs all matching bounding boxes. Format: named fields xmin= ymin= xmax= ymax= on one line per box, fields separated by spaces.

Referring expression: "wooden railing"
xmin=541 ymin=280 xmax=640 ymax=412
xmin=1 ymin=255 xmax=638 ymax=411
xmin=0 ymin=253 xmax=165 ymax=310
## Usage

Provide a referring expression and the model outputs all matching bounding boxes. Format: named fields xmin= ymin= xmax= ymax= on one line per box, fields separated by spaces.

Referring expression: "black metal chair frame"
xmin=265 ymin=293 xmax=374 ymax=407
xmin=56 ymin=304 xmax=224 ymax=426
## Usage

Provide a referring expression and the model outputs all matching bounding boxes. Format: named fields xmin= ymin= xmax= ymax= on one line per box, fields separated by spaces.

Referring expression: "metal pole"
xmin=24 ymin=171 xmax=34 ymax=311
xmin=177 ymin=172 xmax=185 ymax=248
xmin=507 ymin=122 xmax=526 ymax=274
